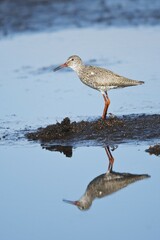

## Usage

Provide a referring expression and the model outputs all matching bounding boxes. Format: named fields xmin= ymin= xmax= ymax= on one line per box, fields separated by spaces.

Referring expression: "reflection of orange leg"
xmin=105 ymin=146 xmax=114 ymax=172
xmin=102 ymin=92 xmax=110 ymax=120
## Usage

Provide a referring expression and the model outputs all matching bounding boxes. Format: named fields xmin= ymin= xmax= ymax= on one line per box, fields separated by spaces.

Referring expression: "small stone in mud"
xmin=145 ymin=144 xmax=160 ymax=156
xmin=59 ymin=117 xmax=71 ymax=132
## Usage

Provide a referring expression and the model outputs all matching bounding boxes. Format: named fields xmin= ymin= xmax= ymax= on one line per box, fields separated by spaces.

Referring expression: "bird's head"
xmin=54 ymin=55 xmax=83 ymax=72
xmin=63 ymin=197 xmax=92 ymax=211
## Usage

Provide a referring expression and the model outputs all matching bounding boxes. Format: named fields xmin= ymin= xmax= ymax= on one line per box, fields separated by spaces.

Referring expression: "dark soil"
xmin=26 ymin=114 xmax=160 ymax=146
xmin=1 ymin=0 xmax=160 ymax=37
xmin=145 ymin=144 xmax=160 ymax=156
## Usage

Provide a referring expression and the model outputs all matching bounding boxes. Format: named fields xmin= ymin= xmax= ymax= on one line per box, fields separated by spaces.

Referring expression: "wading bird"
xmin=54 ymin=55 xmax=144 ymax=120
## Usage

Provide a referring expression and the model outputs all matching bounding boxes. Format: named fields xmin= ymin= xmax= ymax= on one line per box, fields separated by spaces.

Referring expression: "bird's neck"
xmin=80 ymin=190 xmax=95 ymax=204
xmin=71 ymin=64 xmax=84 ymax=74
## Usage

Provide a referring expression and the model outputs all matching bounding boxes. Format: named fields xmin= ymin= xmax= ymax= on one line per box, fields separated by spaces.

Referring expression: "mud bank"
xmin=145 ymin=144 xmax=160 ymax=156
xmin=26 ymin=114 xmax=160 ymax=146
xmin=1 ymin=0 xmax=160 ymax=37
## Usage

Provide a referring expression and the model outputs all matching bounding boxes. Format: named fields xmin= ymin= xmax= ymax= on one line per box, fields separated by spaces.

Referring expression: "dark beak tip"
xmin=53 ymin=63 xmax=67 ymax=72
xmin=62 ymin=199 xmax=78 ymax=206
xmin=53 ymin=66 xmax=61 ymax=72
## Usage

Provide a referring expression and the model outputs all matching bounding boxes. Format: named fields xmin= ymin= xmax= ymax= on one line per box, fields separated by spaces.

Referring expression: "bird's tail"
xmin=137 ymin=80 xmax=144 ymax=85
xmin=124 ymin=78 xmax=144 ymax=87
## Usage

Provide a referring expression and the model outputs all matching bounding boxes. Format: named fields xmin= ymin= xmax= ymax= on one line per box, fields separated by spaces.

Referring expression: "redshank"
xmin=63 ymin=146 xmax=150 ymax=210
xmin=54 ymin=55 xmax=144 ymax=120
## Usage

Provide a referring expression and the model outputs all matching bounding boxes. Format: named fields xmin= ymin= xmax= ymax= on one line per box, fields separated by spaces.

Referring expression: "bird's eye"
xmin=71 ymin=58 xmax=74 ymax=61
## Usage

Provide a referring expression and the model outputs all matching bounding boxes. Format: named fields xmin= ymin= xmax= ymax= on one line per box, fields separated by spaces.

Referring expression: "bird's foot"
xmin=101 ymin=114 xmax=107 ymax=121
xmin=101 ymin=117 xmax=106 ymax=121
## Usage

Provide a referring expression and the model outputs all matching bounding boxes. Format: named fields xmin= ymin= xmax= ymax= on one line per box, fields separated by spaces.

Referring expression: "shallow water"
xmin=0 ymin=143 xmax=160 ymax=240
xmin=0 ymin=27 xmax=160 ymax=129
xmin=0 ymin=25 xmax=160 ymax=239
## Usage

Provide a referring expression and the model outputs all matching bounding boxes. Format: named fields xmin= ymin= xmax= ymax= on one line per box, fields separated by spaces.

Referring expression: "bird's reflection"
xmin=63 ymin=146 xmax=150 ymax=211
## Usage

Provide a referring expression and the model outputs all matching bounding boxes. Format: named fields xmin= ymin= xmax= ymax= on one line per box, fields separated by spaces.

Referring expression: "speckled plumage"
xmin=68 ymin=171 xmax=149 ymax=210
xmin=63 ymin=147 xmax=150 ymax=210
xmin=77 ymin=65 xmax=143 ymax=92
xmin=54 ymin=55 xmax=144 ymax=119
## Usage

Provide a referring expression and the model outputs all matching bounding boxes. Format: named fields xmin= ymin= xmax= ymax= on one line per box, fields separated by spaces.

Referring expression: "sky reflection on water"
xmin=0 ymin=27 xmax=160 ymax=129
xmin=0 ymin=19 xmax=160 ymax=240
xmin=0 ymin=143 xmax=160 ymax=240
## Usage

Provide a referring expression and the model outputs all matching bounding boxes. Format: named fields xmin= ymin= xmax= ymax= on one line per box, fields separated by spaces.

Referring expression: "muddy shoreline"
xmin=26 ymin=114 xmax=160 ymax=145
xmin=145 ymin=144 xmax=160 ymax=156
xmin=1 ymin=0 xmax=160 ymax=37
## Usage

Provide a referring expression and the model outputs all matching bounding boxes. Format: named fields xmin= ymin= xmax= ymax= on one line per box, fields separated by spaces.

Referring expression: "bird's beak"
xmin=53 ymin=62 xmax=68 ymax=72
xmin=63 ymin=199 xmax=79 ymax=206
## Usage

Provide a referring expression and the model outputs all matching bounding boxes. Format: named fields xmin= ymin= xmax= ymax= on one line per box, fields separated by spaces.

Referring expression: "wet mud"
xmin=26 ymin=114 xmax=160 ymax=147
xmin=1 ymin=0 xmax=160 ymax=37
xmin=145 ymin=144 xmax=160 ymax=156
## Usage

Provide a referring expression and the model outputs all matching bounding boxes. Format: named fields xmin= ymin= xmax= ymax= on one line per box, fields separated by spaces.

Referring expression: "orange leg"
xmin=105 ymin=146 xmax=114 ymax=172
xmin=102 ymin=92 xmax=110 ymax=120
